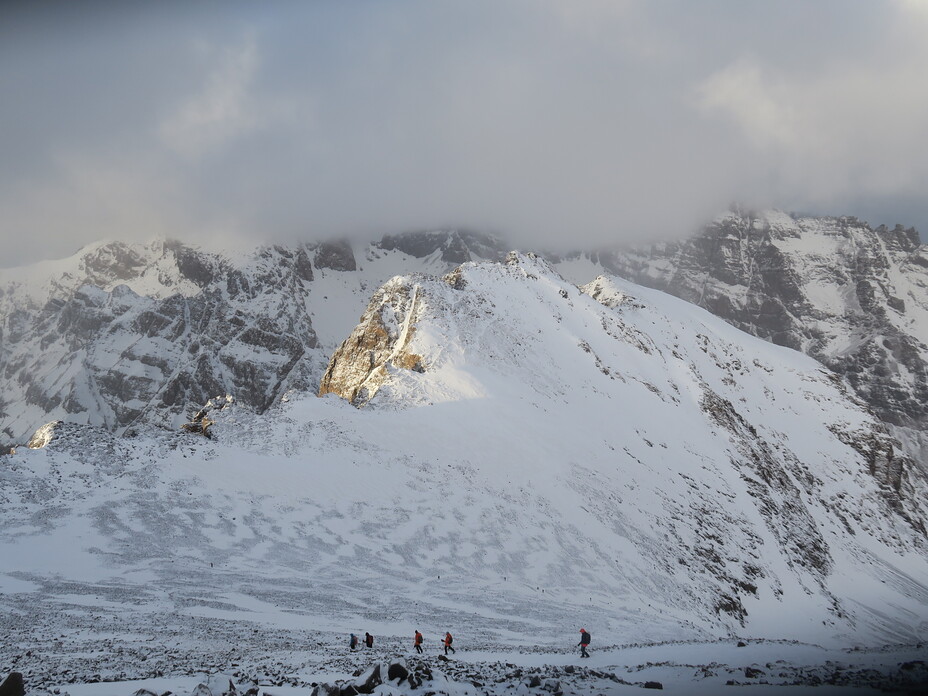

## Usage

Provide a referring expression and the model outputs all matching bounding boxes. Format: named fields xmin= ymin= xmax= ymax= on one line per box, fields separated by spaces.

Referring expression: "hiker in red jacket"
xmin=443 ymin=631 xmax=455 ymax=655
xmin=414 ymin=630 xmax=424 ymax=654
xmin=578 ymin=628 xmax=591 ymax=658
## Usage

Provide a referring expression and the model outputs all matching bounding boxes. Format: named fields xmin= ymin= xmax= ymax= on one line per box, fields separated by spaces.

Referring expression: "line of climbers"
xmin=349 ymin=628 xmax=591 ymax=658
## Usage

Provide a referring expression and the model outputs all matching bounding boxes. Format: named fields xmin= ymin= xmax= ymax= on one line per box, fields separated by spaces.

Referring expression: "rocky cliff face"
xmin=0 ymin=241 xmax=321 ymax=440
xmin=555 ymin=210 xmax=928 ymax=464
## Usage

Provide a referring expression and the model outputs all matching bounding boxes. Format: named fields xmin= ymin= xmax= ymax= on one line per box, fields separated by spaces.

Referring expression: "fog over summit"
xmin=3 ymin=0 xmax=928 ymax=266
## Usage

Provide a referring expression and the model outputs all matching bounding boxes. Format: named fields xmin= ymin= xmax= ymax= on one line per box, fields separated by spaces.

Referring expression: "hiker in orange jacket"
xmin=414 ymin=630 xmax=424 ymax=653
xmin=443 ymin=631 xmax=455 ymax=655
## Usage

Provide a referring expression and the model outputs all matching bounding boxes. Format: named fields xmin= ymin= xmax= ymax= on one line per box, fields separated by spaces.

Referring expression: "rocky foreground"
xmin=2 ymin=633 xmax=926 ymax=695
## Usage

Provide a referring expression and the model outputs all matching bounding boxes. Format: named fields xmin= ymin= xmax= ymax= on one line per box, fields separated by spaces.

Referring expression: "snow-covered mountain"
xmin=553 ymin=209 xmax=928 ymax=465
xmin=4 ymin=253 xmax=925 ymax=660
xmin=6 ymin=211 xmax=928 ymax=475
xmin=0 ymin=231 xmax=506 ymax=446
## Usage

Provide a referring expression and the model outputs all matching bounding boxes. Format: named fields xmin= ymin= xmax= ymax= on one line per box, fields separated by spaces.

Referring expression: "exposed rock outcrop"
xmin=319 ymin=278 xmax=425 ymax=405
xmin=310 ymin=660 xmax=429 ymax=696
xmin=26 ymin=420 xmax=92 ymax=449
xmin=314 ymin=241 xmax=356 ymax=272
xmin=180 ymin=395 xmax=235 ymax=438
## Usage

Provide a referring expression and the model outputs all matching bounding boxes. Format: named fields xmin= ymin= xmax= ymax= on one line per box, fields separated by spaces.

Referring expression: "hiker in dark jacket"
xmin=349 ymin=633 xmax=359 ymax=651
xmin=443 ymin=631 xmax=455 ymax=655
xmin=414 ymin=630 xmax=424 ymax=653
xmin=578 ymin=628 xmax=591 ymax=658
xmin=365 ymin=632 xmax=374 ymax=649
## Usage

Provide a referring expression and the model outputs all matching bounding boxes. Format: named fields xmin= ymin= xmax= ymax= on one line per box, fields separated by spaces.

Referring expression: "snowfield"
xmin=1 ymin=253 xmax=927 ymax=694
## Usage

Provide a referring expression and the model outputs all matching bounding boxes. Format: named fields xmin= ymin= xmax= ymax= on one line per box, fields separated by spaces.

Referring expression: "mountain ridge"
xmin=3 ymin=213 xmax=928 ymax=475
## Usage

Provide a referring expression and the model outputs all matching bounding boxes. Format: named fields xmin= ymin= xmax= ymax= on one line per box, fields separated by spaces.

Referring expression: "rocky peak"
xmin=163 ymin=239 xmax=223 ymax=287
xmin=0 ymin=240 xmax=323 ymax=443
xmin=26 ymin=420 xmax=65 ymax=449
xmin=378 ymin=230 xmax=507 ymax=264
xmin=313 ymin=240 xmax=357 ymax=271
xmin=78 ymin=241 xmax=149 ymax=284
xmin=875 ymin=223 xmax=921 ymax=254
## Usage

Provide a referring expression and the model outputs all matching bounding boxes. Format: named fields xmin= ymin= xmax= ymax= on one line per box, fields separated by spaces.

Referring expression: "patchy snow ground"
xmin=2 ymin=603 xmax=926 ymax=696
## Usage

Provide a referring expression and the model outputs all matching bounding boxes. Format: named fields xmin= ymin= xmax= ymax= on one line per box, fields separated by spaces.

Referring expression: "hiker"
xmin=414 ymin=630 xmax=424 ymax=654
xmin=578 ymin=628 xmax=591 ymax=658
xmin=443 ymin=631 xmax=455 ymax=655
xmin=349 ymin=633 xmax=359 ymax=651
xmin=365 ymin=632 xmax=374 ymax=649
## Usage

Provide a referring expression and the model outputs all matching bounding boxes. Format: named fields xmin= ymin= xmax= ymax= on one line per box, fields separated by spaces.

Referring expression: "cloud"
xmin=695 ymin=0 xmax=928 ymax=210
xmin=159 ymin=35 xmax=261 ymax=157
xmin=697 ymin=61 xmax=799 ymax=151
xmin=1 ymin=0 xmax=927 ymax=267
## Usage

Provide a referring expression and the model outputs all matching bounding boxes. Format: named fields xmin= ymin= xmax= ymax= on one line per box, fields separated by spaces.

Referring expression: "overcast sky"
xmin=3 ymin=0 xmax=928 ymax=266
